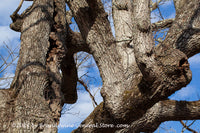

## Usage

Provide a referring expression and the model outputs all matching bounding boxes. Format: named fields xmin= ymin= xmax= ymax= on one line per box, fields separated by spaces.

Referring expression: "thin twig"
xmin=156 ymin=0 xmax=165 ymax=20
xmin=180 ymin=120 xmax=198 ymax=133
xmin=78 ymin=79 xmax=98 ymax=106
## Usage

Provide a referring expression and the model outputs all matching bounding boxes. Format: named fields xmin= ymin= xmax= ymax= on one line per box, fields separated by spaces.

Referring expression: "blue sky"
xmin=0 ymin=0 xmax=200 ymax=133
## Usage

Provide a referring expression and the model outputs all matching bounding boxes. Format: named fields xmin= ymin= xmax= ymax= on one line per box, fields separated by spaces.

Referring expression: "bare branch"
xmin=180 ymin=120 xmax=198 ymax=133
xmin=78 ymin=79 xmax=98 ymax=106
xmin=75 ymin=53 xmax=91 ymax=69
xmin=163 ymin=0 xmax=200 ymax=57
xmin=133 ymin=0 xmax=191 ymax=100
xmin=151 ymin=0 xmax=162 ymax=11
xmin=11 ymin=0 xmax=24 ymax=17
xmin=116 ymin=100 xmax=200 ymax=133
xmin=60 ymin=27 xmax=90 ymax=104
xmin=157 ymin=1 xmax=165 ymax=20
xmin=152 ymin=18 xmax=175 ymax=31
xmin=0 ymin=43 xmax=19 ymax=74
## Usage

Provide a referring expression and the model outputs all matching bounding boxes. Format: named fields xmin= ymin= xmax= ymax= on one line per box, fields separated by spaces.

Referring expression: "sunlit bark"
xmin=1 ymin=0 xmax=200 ymax=133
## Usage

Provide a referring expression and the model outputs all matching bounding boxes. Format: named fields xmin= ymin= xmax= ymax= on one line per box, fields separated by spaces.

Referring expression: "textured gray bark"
xmin=1 ymin=0 xmax=67 ymax=132
xmin=0 ymin=0 xmax=200 ymax=133
xmin=69 ymin=0 xmax=198 ymax=132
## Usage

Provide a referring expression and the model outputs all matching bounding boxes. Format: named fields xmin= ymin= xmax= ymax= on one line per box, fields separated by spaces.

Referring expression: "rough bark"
xmin=1 ymin=0 xmax=200 ymax=133
xmin=67 ymin=0 xmax=131 ymax=120
xmin=9 ymin=0 xmax=58 ymax=131
xmin=70 ymin=0 xmax=197 ymax=132
xmin=164 ymin=0 xmax=200 ymax=57
xmin=1 ymin=0 xmax=68 ymax=132
xmin=0 ymin=89 xmax=11 ymax=132
xmin=151 ymin=18 xmax=174 ymax=31
xmin=117 ymin=100 xmax=200 ymax=133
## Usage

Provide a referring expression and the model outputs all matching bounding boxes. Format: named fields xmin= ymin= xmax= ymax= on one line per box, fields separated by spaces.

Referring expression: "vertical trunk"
xmin=0 ymin=90 xmax=11 ymax=132
xmin=10 ymin=0 xmax=57 ymax=132
xmin=1 ymin=0 xmax=67 ymax=132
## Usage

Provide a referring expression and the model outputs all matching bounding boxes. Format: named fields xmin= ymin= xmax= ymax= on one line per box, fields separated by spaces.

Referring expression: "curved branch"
xmin=133 ymin=0 xmax=191 ymax=102
xmin=60 ymin=26 xmax=90 ymax=104
xmin=116 ymin=100 xmax=200 ymax=133
xmin=70 ymin=1 xmax=193 ymax=133
xmin=67 ymin=0 xmax=134 ymax=120
xmin=163 ymin=0 xmax=200 ymax=57
xmin=10 ymin=0 xmax=33 ymax=32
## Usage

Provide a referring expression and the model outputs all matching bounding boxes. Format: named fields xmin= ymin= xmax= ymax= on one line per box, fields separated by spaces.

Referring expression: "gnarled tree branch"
xmin=70 ymin=1 xmax=193 ymax=133
xmin=163 ymin=0 xmax=200 ymax=57
xmin=10 ymin=0 xmax=33 ymax=32
xmin=132 ymin=0 xmax=191 ymax=105
xmin=116 ymin=100 xmax=200 ymax=133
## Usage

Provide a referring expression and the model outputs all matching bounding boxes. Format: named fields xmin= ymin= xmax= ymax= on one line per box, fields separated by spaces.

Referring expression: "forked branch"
xmin=180 ymin=120 xmax=197 ymax=133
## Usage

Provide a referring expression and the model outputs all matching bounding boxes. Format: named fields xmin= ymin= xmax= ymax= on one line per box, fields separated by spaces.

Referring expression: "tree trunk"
xmin=1 ymin=0 xmax=200 ymax=133
xmin=1 ymin=0 xmax=68 ymax=132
